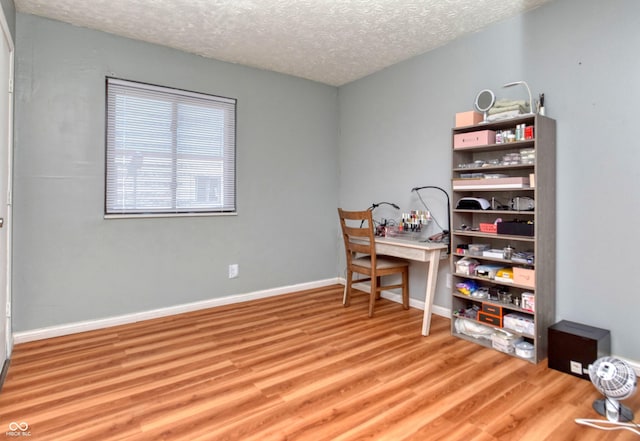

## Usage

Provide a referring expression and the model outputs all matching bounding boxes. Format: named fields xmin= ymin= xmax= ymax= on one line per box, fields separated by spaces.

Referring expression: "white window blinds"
xmin=105 ymin=78 xmax=236 ymax=215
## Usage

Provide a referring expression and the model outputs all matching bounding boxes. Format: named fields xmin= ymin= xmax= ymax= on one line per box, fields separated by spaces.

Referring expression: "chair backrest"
xmin=337 ymin=208 xmax=376 ymax=268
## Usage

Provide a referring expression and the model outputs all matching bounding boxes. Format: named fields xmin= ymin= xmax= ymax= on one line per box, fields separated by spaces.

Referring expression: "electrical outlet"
xmin=570 ymin=360 xmax=583 ymax=375
xmin=446 ymin=273 xmax=452 ymax=289
xmin=228 ymin=264 xmax=239 ymax=279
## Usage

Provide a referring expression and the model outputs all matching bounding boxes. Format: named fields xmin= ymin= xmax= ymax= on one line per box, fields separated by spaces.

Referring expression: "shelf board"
xmin=452 ymin=252 xmax=535 ymax=267
xmin=453 ymin=187 xmax=534 ymax=193
xmin=451 ymin=292 xmax=535 ymax=315
xmin=452 ymin=115 xmax=536 ymax=132
xmin=453 ymin=209 xmax=534 ymax=216
xmin=452 ymin=140 xmax=534 ymax=153
xmin=453 ymin=164 xmax=534 ymax=173
xmin=452 ymin=230 xmax=535 ymax=242
xmin=450 ymin=328 xmax=493 ymax=348
xmin=450 ymin=329 xmax=536 ymax=363
xmin=453 ymin=185 xmax=533 ymax=191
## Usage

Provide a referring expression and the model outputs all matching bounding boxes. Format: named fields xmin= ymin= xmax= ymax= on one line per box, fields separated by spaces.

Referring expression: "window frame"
xmin=104 ymin=77 xmax=237 ymax=218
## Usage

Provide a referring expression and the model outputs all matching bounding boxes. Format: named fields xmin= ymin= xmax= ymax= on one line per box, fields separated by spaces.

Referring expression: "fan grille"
xmin=589 ymin=357 xmax=638 ymax=400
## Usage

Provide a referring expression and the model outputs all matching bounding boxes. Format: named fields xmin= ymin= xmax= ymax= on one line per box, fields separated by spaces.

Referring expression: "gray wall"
xmin=0 ymin=0 xmax=14 ymax=40
xmin=338 ymin=0 xmax=640 ymax=360
xmin=13 ymin=13 xmax=339 ymax=331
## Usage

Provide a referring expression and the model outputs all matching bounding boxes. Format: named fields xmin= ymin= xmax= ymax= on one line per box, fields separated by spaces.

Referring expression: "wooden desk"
xmin=373 ymin=237 xmax=447 ymax=336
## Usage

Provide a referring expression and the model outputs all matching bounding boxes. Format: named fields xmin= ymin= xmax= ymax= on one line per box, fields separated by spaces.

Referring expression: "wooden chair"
xmin=337 ymin=208 xmax=410 ymax=317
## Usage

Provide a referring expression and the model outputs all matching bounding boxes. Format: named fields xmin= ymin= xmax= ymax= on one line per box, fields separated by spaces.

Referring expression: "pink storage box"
xmin=513 ymin=267 xmax=535 ymax=288
xmin=453 ymin=130 xmax=496 ymax=149
xmin=455 ymin=111 xmax=483 ymax=127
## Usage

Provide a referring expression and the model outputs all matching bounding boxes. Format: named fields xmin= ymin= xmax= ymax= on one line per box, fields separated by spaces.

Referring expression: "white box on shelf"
xmin=503 ymin=313 xmax=535 ymax=335
xmin=521 ymin=292 xmax=535 ymax=312
xmin=482 ymin=249 xmax=504 ymax=258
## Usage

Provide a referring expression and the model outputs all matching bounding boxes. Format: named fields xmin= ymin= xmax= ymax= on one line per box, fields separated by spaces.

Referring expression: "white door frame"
xmin=0 ymin=7 xmax=14 ymax=361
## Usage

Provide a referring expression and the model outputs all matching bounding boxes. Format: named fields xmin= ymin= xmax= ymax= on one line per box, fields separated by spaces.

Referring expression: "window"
xmin=105 ymin=77 xmax=236 ymax=216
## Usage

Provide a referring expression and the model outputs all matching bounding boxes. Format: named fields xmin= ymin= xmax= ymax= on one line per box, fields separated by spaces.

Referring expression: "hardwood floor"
xmin=1 ymin=284 xmax=638 ymax=440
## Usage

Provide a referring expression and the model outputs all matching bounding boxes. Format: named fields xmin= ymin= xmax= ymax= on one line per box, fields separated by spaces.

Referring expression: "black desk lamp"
xmin=361 ymin=201 xmax=400 ymax=228
xmin=368 ymin=201 xmax=400 ymax=211
xmin=411 ymin=186 xmax=451 ymax=253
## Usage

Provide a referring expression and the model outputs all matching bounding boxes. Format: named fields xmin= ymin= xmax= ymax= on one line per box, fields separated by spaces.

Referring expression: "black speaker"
xmin=547 ymin=320 xmax=610 ymax=380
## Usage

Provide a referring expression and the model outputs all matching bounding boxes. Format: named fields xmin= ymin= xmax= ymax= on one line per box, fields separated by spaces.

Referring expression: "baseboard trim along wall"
xmin=354 ymin=283 xmax=450 ymax=318
xmin=13 ymin=278 xmax=341 ymax=345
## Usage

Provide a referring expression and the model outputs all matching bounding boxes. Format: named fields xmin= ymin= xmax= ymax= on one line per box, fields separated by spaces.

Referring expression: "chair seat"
xmin=352 ymin=256 xmax=409 ymax=270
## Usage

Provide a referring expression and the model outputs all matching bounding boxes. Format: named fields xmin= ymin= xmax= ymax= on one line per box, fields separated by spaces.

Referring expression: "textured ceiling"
xmin=15 ymin=0 xmax=552 ymax=86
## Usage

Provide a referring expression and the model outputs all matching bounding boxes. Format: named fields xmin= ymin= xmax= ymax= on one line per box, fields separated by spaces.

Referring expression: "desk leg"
xmin=421 ymin=249 xmax=442 ymax=336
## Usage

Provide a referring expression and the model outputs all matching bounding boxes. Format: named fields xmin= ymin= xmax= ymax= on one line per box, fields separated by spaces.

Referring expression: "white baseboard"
xmin=350 ymin=280 xmax=450 ymax=318
xmin=379 ymin=289 xmax=450 ymax=317
xmin=13 ymin=278 xmax=341 ymax=344
xmin=618 ymin=358 xmax=640 ymax=377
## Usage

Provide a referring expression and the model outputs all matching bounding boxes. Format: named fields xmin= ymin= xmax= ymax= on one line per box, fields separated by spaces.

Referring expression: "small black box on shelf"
xmin=548 ymin=320 xmax=610 ymax=380
xmin=497 ymin=221 xmax=534 ymax=236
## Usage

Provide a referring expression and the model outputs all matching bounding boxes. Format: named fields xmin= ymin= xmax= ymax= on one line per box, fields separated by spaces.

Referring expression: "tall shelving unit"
xmin=449 ymin=114 xmax=556 ymax=363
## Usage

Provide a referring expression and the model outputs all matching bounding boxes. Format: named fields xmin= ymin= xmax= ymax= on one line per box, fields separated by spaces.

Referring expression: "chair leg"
xmin=375 ymin=276 xmax=382 ymax=299
xmin=368 ymin=275 xmax=377 ymax=318
xmin=402 ymin=267 xmax=409 ymax=310
xmin=344 ymin=270 xmax=352 ymax=307
xmin=343 ymin=282 xmax=348 ymax=305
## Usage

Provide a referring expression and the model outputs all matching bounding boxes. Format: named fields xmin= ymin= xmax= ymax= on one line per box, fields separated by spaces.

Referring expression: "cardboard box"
xmin=455 ymin=111 xmax=483 ymax=127
xmin=453 ymin=130 xmax=496 ymax=149
xmin=513 ymin=267 xmax=535 ymax=288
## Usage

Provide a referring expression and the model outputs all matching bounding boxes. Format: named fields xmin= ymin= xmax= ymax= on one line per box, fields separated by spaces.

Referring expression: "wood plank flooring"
xmin=1 ymin=284 xmax=639 ymax=440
